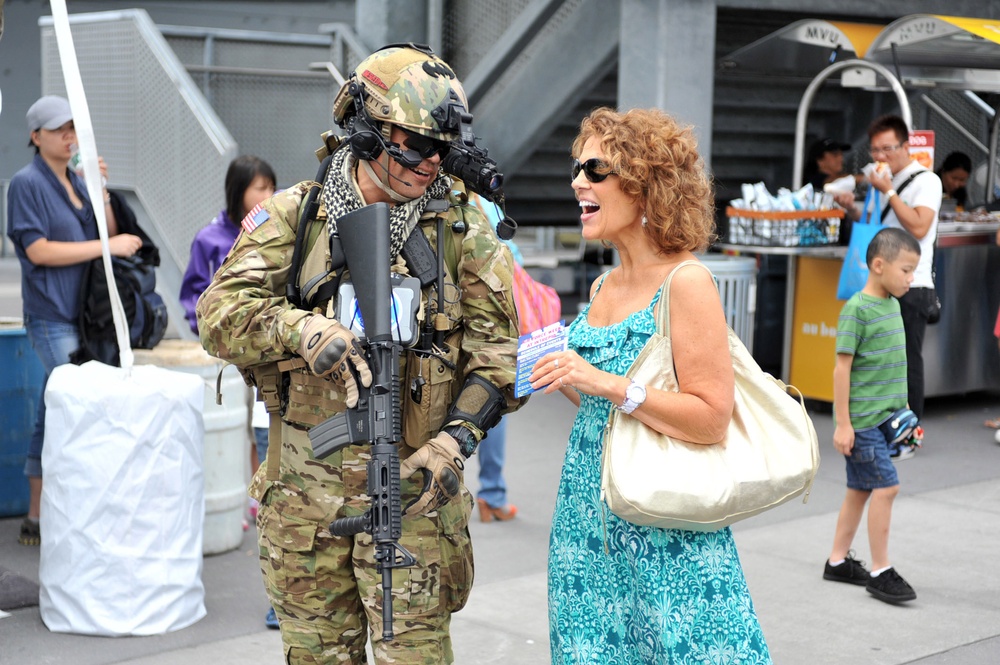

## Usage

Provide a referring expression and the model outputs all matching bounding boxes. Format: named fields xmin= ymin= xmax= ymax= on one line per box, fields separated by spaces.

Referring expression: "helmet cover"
xmin=333 ymin=45 xmax=468 ymax=142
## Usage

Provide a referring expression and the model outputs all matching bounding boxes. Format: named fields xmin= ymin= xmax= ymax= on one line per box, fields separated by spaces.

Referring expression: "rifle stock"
xmin=308 ymin=202 xmax=416 ymax=640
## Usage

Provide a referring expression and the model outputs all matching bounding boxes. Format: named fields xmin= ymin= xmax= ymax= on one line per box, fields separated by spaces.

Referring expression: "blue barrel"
xmin=0 ymin=324 xmax=45 ymax=517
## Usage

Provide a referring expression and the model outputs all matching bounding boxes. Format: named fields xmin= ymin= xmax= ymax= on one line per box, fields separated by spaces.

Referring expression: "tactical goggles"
xmin=572 ymin=158 xmax=616 ymax=183
xmin=401 ymin=128 xmax=451 ymax=160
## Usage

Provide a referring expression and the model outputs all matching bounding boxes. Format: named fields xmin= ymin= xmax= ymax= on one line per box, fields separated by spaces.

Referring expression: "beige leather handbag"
xmin=600 ymin=260 xmax=820 ymax=532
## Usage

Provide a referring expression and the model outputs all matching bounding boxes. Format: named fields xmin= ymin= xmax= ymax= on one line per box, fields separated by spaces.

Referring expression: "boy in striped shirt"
xmin=824 ymin=227 xmax=920 ymax=604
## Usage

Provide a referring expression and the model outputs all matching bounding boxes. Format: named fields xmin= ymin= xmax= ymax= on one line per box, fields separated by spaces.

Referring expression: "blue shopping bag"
xmin=836 ymin=188 xmax=882 ymax=300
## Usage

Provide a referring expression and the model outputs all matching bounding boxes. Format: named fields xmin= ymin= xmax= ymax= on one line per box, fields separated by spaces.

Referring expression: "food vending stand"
xmin=721 ymin=14 xmax=1000 ymax=401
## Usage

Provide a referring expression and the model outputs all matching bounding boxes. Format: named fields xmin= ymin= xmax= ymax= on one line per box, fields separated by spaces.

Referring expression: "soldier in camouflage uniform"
xmin=197 ymin=44 xmax=524 ymax=664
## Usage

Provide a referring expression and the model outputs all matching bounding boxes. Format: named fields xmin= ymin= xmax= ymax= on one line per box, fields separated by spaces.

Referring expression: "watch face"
xmin=626 ymin=382 xmax=646 ymax=404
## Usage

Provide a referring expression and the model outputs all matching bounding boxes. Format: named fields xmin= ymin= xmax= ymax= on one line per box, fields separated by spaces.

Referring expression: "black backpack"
xmin=72 ymin=191 xmax=168 ymax=366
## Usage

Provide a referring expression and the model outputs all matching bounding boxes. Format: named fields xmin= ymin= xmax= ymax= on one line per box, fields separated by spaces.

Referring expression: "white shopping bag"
xmin=39 ymin=361 xmax=206 ymax=636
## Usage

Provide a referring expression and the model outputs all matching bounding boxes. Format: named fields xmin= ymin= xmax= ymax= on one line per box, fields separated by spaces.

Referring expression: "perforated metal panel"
xmin=160 ymin=27 xmax=342 ymax=186
xmin=918 ymin=89 xmax=999 ymax=204
xmin=442 ymin=0 xmax=534 ymax=77
xmin=40 ymin=10 xmax=236 ymax=276
xmin=205 ymin=71 xmax=336 ymax=183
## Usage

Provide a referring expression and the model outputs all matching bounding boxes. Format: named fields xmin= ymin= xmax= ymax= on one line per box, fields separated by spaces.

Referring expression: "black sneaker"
xmin=866 ymin=567 xmax=916 ymax=604
xmin=823 ymin=551 xmax=870 ymax=585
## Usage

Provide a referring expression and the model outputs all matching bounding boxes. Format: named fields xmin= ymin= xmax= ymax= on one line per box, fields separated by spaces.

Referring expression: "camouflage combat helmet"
xmin=333 ymin=43 xmax=469 ymax=142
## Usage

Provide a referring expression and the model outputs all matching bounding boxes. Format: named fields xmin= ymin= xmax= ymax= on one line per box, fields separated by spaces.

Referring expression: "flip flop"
xmin=984 ymin=418 xmax=1000 ymax=429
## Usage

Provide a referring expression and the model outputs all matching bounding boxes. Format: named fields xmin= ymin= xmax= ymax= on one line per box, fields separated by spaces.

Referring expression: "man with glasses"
xmin=864 ymin=114 xmax=942 ymax=450
xmin=197 ymin=45 xmax=524 ymax=664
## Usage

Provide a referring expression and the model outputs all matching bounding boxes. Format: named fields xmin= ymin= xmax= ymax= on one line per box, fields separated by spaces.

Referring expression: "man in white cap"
xmin=6 ymin=95 xmax=143 ymax=545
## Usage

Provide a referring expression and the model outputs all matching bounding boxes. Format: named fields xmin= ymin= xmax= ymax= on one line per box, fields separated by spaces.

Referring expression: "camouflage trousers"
xmin=253 ymin=423 xmax=474 ymax=665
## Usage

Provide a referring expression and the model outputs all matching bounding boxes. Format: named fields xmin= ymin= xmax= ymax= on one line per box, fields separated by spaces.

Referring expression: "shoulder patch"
xmin=241 ymin=203 xmax=270 ymax=235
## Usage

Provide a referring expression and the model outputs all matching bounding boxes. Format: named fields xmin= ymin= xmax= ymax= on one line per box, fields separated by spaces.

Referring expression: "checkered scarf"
xmin=321 ymin=147 xmax=450 ymax=260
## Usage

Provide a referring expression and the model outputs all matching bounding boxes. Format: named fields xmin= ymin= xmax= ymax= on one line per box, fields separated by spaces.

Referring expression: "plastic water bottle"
xmin=69 ymin=143 xmax=84 ymax=175
xmin=69 ymin=143 xmax=108 ymax=187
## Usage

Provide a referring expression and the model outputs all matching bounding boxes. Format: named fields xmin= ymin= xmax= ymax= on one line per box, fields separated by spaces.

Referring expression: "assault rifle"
xmin=308 ymin=202 xmax=416 ymax=640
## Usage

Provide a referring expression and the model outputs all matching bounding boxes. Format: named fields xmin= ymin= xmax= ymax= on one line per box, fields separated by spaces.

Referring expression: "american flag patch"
xmin=241 ymin=203 xmax=270 ymax=234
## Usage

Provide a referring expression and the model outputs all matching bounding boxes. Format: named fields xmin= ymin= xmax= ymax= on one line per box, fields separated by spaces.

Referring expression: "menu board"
xmin=908 ymin=130 xmax=934 ymax=170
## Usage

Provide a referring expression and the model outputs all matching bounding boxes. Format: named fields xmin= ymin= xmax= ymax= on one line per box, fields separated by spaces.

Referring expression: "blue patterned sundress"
xmin=548 ymin=281 xmax=772 ymax=665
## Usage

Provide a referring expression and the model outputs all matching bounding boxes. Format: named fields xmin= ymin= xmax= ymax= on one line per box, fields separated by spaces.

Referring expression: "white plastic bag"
xmin=39 ymin=361 xmax=207 ymax=636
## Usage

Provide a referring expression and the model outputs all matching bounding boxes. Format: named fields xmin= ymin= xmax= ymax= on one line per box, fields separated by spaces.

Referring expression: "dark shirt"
xmin=7 ymin=155 xmax=98 ymax=323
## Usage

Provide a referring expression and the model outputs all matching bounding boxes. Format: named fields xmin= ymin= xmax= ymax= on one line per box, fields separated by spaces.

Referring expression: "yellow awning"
xmin=825 ymin=22 xmax=882 ymax=59
xmin=719 ymin=19 xmax=882 ymax=76
xmin=865 ymin=15 xmax=1000 ymax=91
xmin=936 ymin=15 xmax=1000 ymax=46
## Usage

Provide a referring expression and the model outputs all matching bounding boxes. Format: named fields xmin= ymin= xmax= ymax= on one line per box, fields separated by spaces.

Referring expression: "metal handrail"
xmin=158 ymin=24 xmax=332 ymax=46
xmin=318 ymin=22 xmax=371 ymax=75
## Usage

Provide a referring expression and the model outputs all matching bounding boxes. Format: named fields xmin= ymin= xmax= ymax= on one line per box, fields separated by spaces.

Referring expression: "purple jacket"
xmin=179 ymin=210 xmax=240 ymax=334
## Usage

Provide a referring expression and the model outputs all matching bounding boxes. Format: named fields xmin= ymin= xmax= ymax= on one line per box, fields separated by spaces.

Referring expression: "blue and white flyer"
xmin=514 ymin=321 xmax=568 ymax=398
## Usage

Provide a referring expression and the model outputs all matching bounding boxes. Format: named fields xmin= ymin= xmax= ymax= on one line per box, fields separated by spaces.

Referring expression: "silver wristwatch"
xmin=617 ymin=380 xmax=646 ymax=415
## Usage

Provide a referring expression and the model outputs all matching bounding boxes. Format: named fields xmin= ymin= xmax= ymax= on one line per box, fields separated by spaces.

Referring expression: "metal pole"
xmin=989 ymin=111 xmax=1000 ymax=204
xmin=793 ymin=59 xmax=911 ymax=190
xmin=426 ymin=0 xmax=443 ymax=55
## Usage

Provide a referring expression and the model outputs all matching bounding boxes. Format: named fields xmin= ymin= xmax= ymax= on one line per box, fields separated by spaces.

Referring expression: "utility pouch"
xmin=402 ymin=331 xmax=461 ymax=447
xmin=284 ymin=366 xmax=349 ymax=429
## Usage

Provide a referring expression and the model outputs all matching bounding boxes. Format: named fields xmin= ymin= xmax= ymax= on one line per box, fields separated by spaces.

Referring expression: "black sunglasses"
xmin=401 ymin=128 xmax=451 ymax=160
xmin=572 ymin=158 xmax=616 ymax=183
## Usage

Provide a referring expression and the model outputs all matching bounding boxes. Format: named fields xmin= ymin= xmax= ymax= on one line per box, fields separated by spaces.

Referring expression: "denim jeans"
xmin=253 ymin=427 xmax=269 ymax=468
xmin=24 ymin=315 xmax=80 ymax=477
xmin=477 ymin=417 xmax=508 ymax=509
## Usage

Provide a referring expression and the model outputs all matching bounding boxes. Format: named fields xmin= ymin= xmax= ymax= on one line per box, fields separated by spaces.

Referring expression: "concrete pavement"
xmin=2 ymin=255 xmax=1000 ymax=663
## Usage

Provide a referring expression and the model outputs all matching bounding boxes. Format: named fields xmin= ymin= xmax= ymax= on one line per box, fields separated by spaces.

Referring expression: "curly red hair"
xmin=572 ymin=107 xmax=716 ymax=253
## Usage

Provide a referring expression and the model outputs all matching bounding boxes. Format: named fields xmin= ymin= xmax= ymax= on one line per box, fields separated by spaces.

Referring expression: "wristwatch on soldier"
xmin=617 ymin=380 xmax=646 ymax=415
xmin=443 ymin=422 xmax=481 ymax=459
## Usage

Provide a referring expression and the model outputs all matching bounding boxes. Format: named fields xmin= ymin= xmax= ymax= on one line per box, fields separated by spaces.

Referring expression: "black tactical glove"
xmin=298 ymin=315 xmax=372 ymax=408
xmin=399 ymin=432 xmax=465 ymax=516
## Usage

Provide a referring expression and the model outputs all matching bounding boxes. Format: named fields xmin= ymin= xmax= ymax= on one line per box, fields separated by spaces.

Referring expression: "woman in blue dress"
xmin=530 ymin=108 xmax=771 ymax=664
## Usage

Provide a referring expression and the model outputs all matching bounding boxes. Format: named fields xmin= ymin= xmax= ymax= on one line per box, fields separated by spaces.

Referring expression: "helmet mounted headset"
xmin=332 ymin=43 xmax=516 ymax=239
xmin=334 ymin=44 xmax=465 ymax=169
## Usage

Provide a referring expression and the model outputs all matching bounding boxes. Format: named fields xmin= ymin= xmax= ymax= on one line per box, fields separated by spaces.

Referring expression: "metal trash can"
xmin=699 ymin=255 xmax=757 ymax=350
xmin=0 ymin=322 xmax=45 ymax=517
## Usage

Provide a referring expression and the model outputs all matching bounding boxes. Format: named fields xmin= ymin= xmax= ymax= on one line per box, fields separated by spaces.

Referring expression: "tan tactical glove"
xmin=298 ymin=315 xmax=372 ymax=408
xmin=399 ymin=432 xmax=465 ymax=517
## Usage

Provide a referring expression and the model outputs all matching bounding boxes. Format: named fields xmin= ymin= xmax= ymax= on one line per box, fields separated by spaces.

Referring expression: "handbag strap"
xmin=858 ymin=186 xmax=881 ymax=226
xmin=879 ymin=169 xmax=927 ymax=223
xmin=655 ymin=260 xmax=714 ymax=339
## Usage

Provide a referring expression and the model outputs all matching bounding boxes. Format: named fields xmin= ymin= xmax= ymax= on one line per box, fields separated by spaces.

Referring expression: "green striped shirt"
xmin=836 ymin=292 xmax=908 ymax=429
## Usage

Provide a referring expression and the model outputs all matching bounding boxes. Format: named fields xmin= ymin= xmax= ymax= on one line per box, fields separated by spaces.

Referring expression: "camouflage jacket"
xmin=196 ymin=176 xmax=524 ymax=448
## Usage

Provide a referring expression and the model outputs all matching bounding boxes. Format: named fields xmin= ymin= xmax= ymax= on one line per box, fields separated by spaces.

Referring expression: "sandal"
xmin=984 ymin=418 xmax=1000 ymax=429
xmin=18 ymin=518 xmax=40 ymax=546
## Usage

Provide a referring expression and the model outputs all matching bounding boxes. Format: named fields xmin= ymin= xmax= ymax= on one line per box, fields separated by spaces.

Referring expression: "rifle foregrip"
xmin=329 ymin=513 xmax=369 ymax=537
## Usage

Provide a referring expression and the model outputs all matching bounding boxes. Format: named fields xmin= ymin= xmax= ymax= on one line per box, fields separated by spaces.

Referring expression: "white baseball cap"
xmin=27 ymin=95 xmax=73 ymax=132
